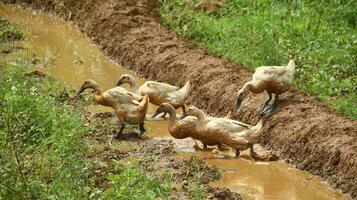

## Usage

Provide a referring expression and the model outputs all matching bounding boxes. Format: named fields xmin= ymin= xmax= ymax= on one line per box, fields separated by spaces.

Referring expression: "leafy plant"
xmin=0 ymin=17 xmax=25 ymax=42
xmin=0 ymin=64 xmax=93 ymax=199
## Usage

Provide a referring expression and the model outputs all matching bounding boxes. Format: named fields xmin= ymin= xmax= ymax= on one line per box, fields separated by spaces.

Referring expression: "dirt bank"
xmin=2 ymin=0 xmax=356 ymax=198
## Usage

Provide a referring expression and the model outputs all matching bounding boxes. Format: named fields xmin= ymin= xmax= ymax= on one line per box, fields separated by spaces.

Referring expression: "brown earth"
xmin=2 ymin=0 xmax=357 ymax=198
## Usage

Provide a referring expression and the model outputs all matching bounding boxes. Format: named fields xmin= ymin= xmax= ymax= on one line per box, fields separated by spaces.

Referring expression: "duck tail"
xmin=139 ymin=95 xmax=149 ymax=111
xmin=224 ymin=111 xmax=232 ymax=119
xmin=286 ymin=59 xmax=295 ymax=73
xmin=247 ymin=114 xmax=270 ymax=139
xmin=180 ymin=81 xmax=191 ymax=94
xmin=252 ymin=118 xmax=264 ymax=135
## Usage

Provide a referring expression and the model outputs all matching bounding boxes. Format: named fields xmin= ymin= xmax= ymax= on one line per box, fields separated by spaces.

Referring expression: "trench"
xmin=0 ymin=4 xmax=351 ymax=200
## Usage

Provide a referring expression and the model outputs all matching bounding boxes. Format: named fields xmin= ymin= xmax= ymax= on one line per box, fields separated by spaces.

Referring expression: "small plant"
xmin=104 ymin=161 xmax=172 ymax=200
xmin=0 ymin=17 xmax=25 ymax=42
xmin=188 ymin=171 xmax=206 ymax=200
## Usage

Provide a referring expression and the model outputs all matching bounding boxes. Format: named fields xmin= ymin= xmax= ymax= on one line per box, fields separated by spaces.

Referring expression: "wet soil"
xmin=84 ymin=109 xmax=243 ymax=200
xmin=1 ymin=0 xmax=357 ymax=198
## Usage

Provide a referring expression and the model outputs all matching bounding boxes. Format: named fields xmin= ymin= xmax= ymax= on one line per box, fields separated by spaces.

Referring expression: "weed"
xmin=0 ymin=17 xmax=25 ymax=42
xmin=0 ymin=63 xmax=93 ymax=199
xmin=104 ymin=160 xmax=172 ymax=200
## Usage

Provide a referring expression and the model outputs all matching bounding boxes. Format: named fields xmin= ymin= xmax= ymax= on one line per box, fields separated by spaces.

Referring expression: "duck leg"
xmin=139 ymin=122 xmax=146 ymax=136
xmin=235 ymin=150 xmax=241 ymax=157
xmin=218 ymin=144 xmax=225 ymax=151
xmin=261 ymin=94 xmax=279 ymax=116
xmin=115 ymin=124 xmax=126 ymax=139
xmin=249 ymin=143 xmax=258 ymax=160
xmin=258 ymin=92 xmax=272 ymax=116
xmin=194 ymin=140 xmax=200 ymax=149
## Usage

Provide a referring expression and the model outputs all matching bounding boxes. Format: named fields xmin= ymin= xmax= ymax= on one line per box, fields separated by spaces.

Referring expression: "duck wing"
xmin=140 ymin=81 xmax=179 ymax=97
xmin=205 ymin=118 xmax=250 ymax=134
xmin=104 ymin=87 xmax=142 ymax=105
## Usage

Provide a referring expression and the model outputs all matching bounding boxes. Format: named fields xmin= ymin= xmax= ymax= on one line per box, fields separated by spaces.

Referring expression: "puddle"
xmin=0 ymin=3 xmax=351 ymax=200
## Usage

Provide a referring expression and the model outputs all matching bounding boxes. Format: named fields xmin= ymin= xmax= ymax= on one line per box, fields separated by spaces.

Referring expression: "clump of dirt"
xmin=192 ymin=0 xmax=226 ymax=14
xmin=4 ymin=0 xmax=357 ymax=198
xmin=25 ymin=70 xmax=46 ymax=80
xmin=207 ymin=186 xmax=243 ymax=200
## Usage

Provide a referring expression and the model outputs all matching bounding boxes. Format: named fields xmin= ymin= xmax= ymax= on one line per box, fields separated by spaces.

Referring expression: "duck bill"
xmin=116 ymin=80 xmax=123 ymax=86
xmin=76 ymin=86 xmax=85 ymax=96
xmin=236 ymin=99 xmax=242 ymax=109
xmin=151 ymin=110 xmax=161 ymax=119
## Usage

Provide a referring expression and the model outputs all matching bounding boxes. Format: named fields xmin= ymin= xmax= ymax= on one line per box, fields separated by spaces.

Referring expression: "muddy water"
xmin=0 ymin=4 xmax=351 ymax=200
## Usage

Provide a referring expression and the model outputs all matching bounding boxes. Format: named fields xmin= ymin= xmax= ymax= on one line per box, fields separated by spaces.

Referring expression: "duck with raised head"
xmin=186 ymin=106 xmax=269 ymax=159
xmin=236 ymin=59 xmax=295 ymax=116
xmin=116 ymin=74 xmax=190 ymax=118
xmin=76 ymin=79 xmax=149 ymax=137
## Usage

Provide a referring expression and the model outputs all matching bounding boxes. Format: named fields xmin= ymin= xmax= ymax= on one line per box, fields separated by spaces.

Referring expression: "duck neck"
xmin=193 ymin=110 xmax=206 ymax=124
xmin=166 ymin=107 xmax=177 ymax=127
xmin=128 ymin=78 xmax=137 ymax=91
xmin=245 ymin=81 xmax=263 ymax=93
xmin=93 ymin=86 xmax=105 ymax=105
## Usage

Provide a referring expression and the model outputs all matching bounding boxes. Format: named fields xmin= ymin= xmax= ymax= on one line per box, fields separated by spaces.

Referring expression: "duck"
xmin=151 ymin=103 xmax=222 ymax=148
xmin=236 ymin=59 xmax=295 ymax=116
xmin=76 ymin=79 xmax=149 ymax=137
xmin=116 ymin=74 xmax=190 ymax=118
xmin=186 ymin=106 xmax=269 ymax=159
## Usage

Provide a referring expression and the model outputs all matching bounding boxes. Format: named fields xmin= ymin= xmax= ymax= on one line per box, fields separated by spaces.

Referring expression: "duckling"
xmin=236 ymin=59 xmax=295 ymax=116
xmin=76 ymin=79 xmax=149 ymax=136
xmin=186 ymin=106 xmax=268 ymax=159
xmin=116 ymin=74 xmax=190 ymax=118
xmin=152 ymin=103 xmax=221 ymax=148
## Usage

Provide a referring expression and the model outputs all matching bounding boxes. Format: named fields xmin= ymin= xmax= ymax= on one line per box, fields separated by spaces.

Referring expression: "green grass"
xmin=0 ymin=17 xmax=25 ymax=42
xmin=0 ymin=64 xmax=93 ymax=199
xmin=159 ymin=0 xmax=357 ymax=118
xmin=0 ymin=62 xmax=175 ymax=200
xmin=104 ymin=161 xmax=172 ymax=200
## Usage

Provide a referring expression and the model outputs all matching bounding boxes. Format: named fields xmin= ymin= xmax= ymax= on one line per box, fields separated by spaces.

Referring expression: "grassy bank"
xmin=0 ymin=18 xmax=172 ymax=200
xmin=159 ymin=0 xmax=357 ymax=118
xmin=0 ymin=63 xmax=93 ymax=199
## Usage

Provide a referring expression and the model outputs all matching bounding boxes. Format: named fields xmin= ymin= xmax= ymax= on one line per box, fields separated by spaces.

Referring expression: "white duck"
xmin=76 ymin=79 xmax=149 ymax=137
xmin=116 ymin=74 xmax=190 ymax=118
xmin=186 ymin=106 xmax=269 ymax=158
xmin=236 ymin=59 xmax=295 ymax=115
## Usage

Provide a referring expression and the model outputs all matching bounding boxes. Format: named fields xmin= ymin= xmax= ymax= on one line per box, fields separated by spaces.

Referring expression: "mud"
xmin=1 ymin=0 xmax=357 ymax=198
xmin=84 ymin=109 xmax=243 ymax=199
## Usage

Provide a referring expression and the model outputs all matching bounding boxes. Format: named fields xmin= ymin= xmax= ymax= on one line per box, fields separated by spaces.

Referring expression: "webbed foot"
xmin=235 ymin=150 xmax=240 ymax=157
xmin=115 ymin=124 xmax=126 ymax=139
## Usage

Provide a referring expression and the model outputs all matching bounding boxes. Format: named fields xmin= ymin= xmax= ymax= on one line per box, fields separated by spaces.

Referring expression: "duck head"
xmin=116 ymin=74 xmax=136 ymax=88
xmin=76 ymin=79 xmax=99 ymax=96
xmin=236 ymin=86 xmax=250 ymax=109
xmin=152 ymin=103 xmax=174 ymax=119
xmin=186 ymin=105 xmax=205 ymax=120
